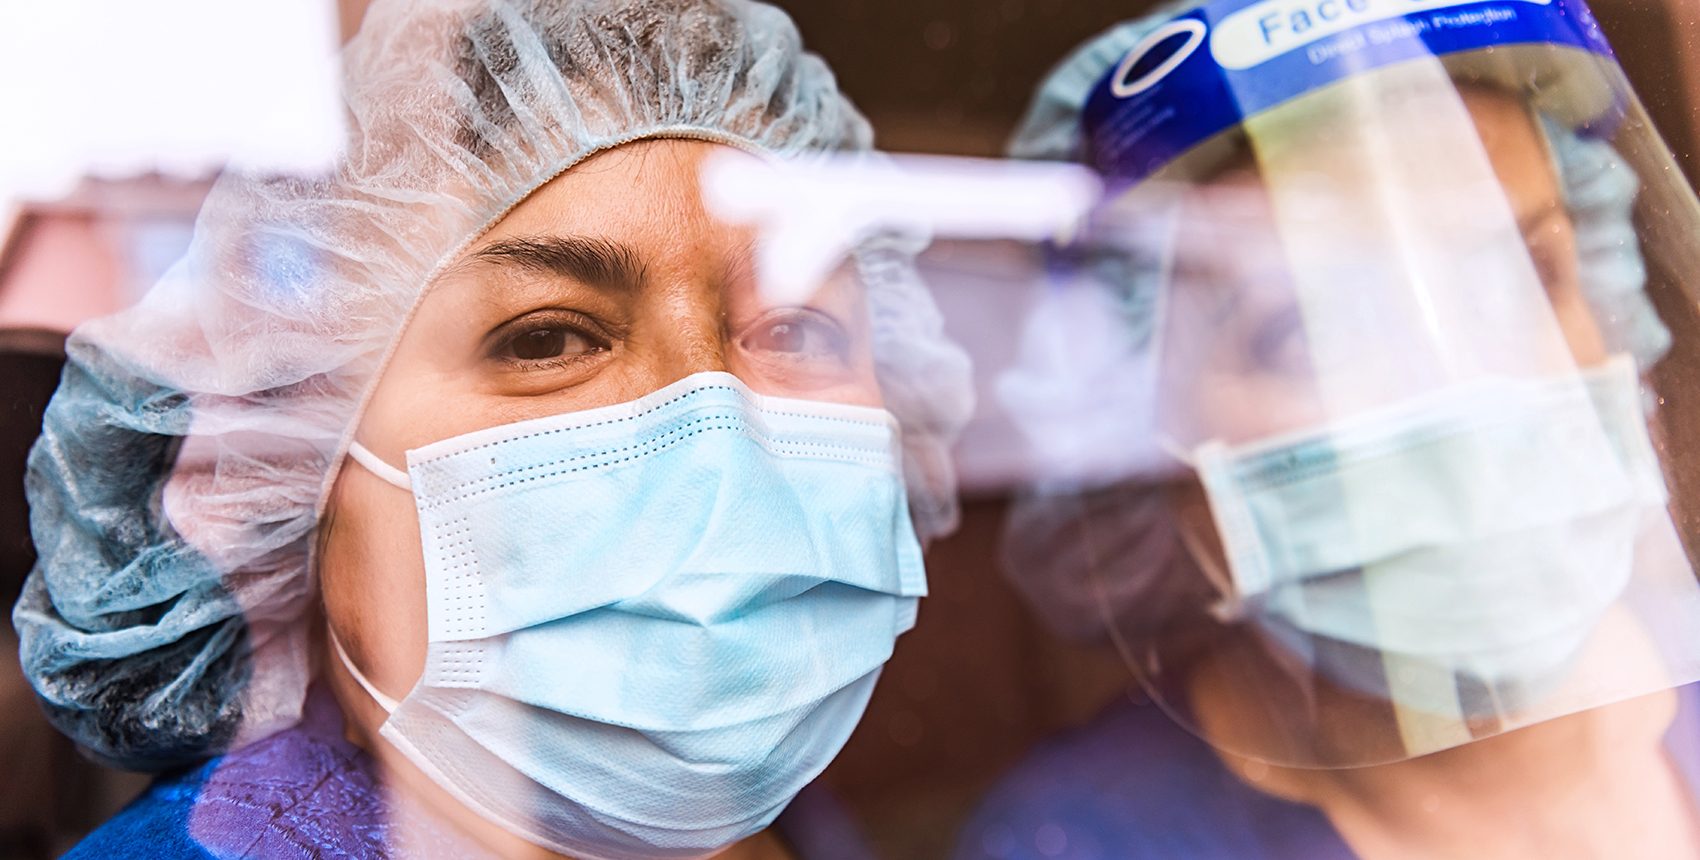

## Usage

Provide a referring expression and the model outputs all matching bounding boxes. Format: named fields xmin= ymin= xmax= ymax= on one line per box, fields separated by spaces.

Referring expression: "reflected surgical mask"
xmin=1191 ymin=355 xmax=1665 ymax=715
xmin=336 ymin=372 xmax=926 ymax=860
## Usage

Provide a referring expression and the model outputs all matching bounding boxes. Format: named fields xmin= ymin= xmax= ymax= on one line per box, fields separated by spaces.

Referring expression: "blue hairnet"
xmin=17 ymin=0 xmax=972 ymax=771
xmin=1544 ymin=118 xmax=1672 ymax=367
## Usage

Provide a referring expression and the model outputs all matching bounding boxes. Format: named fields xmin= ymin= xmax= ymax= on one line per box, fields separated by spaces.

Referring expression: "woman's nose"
xmin=668 ymin=328 xmax=731 ymax=376
xmin=649 ymin=295 xmax=733 ymax=383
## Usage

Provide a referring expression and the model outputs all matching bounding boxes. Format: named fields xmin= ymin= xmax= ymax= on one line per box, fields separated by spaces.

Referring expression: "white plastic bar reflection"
xmin=701 ymin=152 xmax=1102 ymax=303
xmin=0 ymin=0 xmax=344 ymax=208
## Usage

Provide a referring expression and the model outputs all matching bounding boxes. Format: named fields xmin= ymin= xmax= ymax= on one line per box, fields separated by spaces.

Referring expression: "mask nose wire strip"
xmin=347 ymin=441 xmax=414 ymax=491
xmin=328 ymin=625 xmax=403 ymax=715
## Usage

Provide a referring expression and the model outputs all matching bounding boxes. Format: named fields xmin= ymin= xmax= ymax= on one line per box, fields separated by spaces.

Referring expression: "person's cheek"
xmin=1555 ymin=288 xmax=1609 ymax=366
xmin=319 ymin=465 xmax=429 ymax=705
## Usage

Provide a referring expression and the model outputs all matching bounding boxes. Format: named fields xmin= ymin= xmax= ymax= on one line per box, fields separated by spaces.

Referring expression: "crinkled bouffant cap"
xmin=16 ymin=0 xmax=972 ymax=771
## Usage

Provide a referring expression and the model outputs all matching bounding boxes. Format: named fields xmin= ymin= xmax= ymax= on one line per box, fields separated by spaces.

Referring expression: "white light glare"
xmin=702 ymin=152 xmax=1102 ymax=303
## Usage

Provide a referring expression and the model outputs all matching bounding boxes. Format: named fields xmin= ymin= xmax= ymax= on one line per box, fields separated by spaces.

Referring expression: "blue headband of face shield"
xmin=1070 ymin=0 xmax=1624 ymax=185
xmin=1016 ymin=0 xmax=1666 ymax=370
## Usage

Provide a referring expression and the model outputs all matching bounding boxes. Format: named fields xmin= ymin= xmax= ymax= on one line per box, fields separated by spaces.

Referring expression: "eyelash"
xmin=486 ymin=311 xmax=612 ymax=371
xmin=738 ymin=307 xmax=851 ymax=361
xmin=502 ymin=352 xmax=593 ymax=374
xmin=482 ymin=305 xmax=853 ymax=379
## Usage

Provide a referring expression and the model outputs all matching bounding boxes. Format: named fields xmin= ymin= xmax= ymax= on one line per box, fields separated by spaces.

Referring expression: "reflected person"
xmin=962 ymin=2 xmax=1700 ymax=858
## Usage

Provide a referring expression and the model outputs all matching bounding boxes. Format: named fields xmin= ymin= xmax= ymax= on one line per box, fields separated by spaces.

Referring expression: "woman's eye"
xmin=753 ymin=321 xmax=807 ymax=353
xmin=515 ymin=329 xmax=568 ymax=359
xmin=495 ymin=325 xmax=599 ymax=362
xmin=741 ymin=312 xmax=849 ymax=361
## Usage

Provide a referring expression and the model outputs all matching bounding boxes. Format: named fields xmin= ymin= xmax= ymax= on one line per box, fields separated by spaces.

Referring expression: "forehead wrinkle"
xmin=470 ymin=234 xmax=649 ymax=295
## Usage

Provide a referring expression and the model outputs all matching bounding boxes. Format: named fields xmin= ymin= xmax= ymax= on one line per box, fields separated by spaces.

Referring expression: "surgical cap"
xmin=998 ymin=7 xmax=1668 ymax=644
xmin=17 ymin=0 xmax=972 ymax=772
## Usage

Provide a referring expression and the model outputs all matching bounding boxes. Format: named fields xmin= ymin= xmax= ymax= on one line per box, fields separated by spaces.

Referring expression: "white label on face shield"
xmin=1211 ymin=0 xmax=1552 ymax=70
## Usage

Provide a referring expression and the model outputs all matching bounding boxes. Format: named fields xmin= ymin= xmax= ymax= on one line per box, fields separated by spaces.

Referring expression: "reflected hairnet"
xmin=1544 ymin=118 xmax=1671 ymax=366
xmin=16 ymin=0 xmax=972 ymax=772
xmin=999 ymin=10 xmax=1665 ymax=643
xmin=1005 ymin=0 xmax=1200 ymax=164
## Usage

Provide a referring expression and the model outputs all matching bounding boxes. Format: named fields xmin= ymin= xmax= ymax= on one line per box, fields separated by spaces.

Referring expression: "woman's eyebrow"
xmin=471 ymin=235 xmax=647 ymax=293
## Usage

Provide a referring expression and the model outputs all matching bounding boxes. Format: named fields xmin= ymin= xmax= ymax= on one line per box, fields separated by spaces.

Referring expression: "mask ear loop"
xmin=1175 ymin=512 xmax=1247 ymax=623
xmin=1155 ymin=433 xmax=1251 ymax=622
xmin=1151 ymin=187 xmax=1244 ymax=624
xmin=328 ymin=443 xmax=410 ymax=715
xmin=328 ymin=626 xmax=402 ymax=715
xmin=347 ymin=441 xmax=413 ymax=491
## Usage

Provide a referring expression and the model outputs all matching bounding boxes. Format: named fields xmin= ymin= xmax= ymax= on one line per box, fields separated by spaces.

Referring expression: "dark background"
xmin=783 ymin=0 xmax=1149 ymax=156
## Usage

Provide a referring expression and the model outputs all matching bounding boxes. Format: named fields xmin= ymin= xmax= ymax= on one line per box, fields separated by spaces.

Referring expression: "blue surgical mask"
xmin=337 ymin=372 xmax=926 ymax=860
xmin=1190 ymin=355 xmax=1666 ymax=717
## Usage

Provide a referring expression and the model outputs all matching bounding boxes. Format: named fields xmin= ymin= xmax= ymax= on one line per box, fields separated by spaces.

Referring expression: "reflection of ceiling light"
xmin=0 ymin=0 xmax=343 ymax=209
xmin=701 ymin=151 xmax=1100 ymax=304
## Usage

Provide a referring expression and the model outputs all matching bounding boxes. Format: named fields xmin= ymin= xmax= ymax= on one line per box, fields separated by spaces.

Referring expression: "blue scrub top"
xmin=952 ymin=684 xmax=1700 ymax=860
xmin=62 ymin=683 xmax=492 ymax=860
xmin=61 ymin=683 xmax=876 ymax=860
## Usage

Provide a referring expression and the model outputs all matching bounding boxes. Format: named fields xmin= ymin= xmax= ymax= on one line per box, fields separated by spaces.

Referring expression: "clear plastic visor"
xmin=1007 ymin=45 xmax=1700 ymax=768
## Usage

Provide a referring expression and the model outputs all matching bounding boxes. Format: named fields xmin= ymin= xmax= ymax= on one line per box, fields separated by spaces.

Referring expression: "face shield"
xmin=998 ymin=0 xmax=1700 ymax=767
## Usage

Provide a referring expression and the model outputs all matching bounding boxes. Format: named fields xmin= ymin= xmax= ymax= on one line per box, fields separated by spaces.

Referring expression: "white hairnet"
xmin=16 ymin=0 xmax=972 ymax=771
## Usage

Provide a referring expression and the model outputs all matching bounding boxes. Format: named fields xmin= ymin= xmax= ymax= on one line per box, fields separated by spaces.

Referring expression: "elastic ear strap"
xmin=328 ymin=626 xmax=402 ymax=715
xmin=348 ymin=441 xmax=413 ymax=491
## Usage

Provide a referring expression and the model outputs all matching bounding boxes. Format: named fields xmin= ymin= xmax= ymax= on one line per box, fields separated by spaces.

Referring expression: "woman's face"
xmin=1156 ymin=85 xmax=1607 ymax=449
xmin=1139 ymin=89 xmax=1628 ymax=760
xmin=316 ymin=138 xmax=880 ymax=857
xmin=1126 ymin=86 xmax=1619 ymax=670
